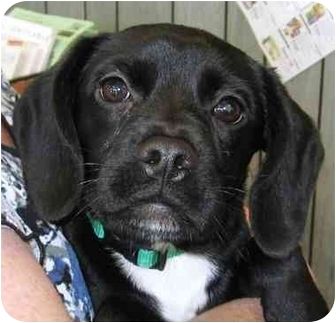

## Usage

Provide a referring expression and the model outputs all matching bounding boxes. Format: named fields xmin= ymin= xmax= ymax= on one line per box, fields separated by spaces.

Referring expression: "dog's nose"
xmin=136 ymin=136 xmax=198 ymax=182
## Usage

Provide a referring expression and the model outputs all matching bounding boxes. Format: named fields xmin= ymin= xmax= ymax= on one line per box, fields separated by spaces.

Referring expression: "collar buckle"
xmin=136 ymin=248 xmax=168 ymax=270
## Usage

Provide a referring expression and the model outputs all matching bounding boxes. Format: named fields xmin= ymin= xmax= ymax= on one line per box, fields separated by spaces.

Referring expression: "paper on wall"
xmin=238 ymin=2 xmax=334 ymax=82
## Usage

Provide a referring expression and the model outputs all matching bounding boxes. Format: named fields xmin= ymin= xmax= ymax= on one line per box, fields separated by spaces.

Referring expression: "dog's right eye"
xmin=100 ymin=77 xmax=130 ymax=103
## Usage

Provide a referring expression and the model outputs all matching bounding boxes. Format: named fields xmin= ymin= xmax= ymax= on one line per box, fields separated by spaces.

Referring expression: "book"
xmin=2 ymin=15 xmax=56 ymax=80
xmin=9 ymin=8 xmax=98 ymax=67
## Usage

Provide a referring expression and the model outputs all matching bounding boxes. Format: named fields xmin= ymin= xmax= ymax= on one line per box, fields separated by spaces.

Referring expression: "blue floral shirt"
xmin=1 ymin=75 xmax=94 ymax=321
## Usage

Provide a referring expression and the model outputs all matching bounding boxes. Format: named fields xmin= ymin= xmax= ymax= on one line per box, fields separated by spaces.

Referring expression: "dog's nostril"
xmin=145 ymin=150 xmax=161 ymax=165
xmin=174 ymin=154 xmax=185 ymax=170
xmin=136 ymin=143 xmax=161 ymax=165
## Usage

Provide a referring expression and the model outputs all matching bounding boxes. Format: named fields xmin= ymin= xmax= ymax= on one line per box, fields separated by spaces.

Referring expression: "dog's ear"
xmin=250 ymin=68 xmax=324 ymax=257
xmin=13 ymin=35 xmax=107 ymax=222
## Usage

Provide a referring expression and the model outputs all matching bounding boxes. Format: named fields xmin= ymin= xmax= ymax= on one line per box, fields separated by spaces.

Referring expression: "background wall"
xmin=13 ymin=1 xmax=335 ymax=307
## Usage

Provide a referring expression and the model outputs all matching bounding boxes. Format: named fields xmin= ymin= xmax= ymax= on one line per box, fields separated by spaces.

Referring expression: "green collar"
xmin=86 ymin=212 xmax=183 ymax=270
xmin=136 ymin=245 xmax=183 ymax=270
xmin=87 ymin=213 xmax=105 ymax=239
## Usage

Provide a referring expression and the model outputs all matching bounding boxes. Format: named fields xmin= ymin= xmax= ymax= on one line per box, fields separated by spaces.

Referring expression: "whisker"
xmin=71 ymin=195 xmax=102 ymax=220
xmin=78 ymin=178 xmax=100 ymax=185
xmin=220 ymin=186 xmax=245 ymax=193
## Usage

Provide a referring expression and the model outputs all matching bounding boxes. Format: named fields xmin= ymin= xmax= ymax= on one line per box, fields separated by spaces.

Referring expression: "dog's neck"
xmin=87 ymin=212 xmax=184 ymax=270
xmin=86 ymin=213 xmax=217 ymax=320
xmin=114 ymin=250 xmax=217 ymax=321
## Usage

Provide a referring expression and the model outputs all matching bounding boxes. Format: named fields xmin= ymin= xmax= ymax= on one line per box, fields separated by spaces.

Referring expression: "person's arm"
xmin=1 ymin=228 xmax=72 ymax=321
xmin=193 ymin=298 xmax=264 ymax=321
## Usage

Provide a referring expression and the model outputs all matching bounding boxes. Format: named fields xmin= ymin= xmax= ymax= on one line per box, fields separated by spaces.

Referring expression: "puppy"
xmin=13 ymin=24 xmax=328 ymax=321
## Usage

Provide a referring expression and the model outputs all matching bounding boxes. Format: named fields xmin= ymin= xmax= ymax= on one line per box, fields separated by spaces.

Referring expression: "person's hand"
xmin=193 ymin=297 xmax=264 ymax=321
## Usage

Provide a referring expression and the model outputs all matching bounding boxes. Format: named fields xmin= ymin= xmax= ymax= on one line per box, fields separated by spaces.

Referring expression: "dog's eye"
xmin=100 ymin=77 xmax=130 ymax=103
xmin=212 ymin=98 xmax=243 ymax=124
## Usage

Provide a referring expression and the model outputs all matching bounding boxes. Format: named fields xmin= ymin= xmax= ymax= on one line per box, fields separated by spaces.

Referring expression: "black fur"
xmin=13 ymin=24 xmax=328 ymax=321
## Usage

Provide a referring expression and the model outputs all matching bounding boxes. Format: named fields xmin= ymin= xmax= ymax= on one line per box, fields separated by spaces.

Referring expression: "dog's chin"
xmin=106 ymin=203 xmax=193 ymax=247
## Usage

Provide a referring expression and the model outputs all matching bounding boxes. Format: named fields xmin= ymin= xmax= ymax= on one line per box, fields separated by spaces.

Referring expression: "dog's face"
xmin=74 ymin=25 xmax=263 ymax=249
xmin=14 ymin=24 xmax=323 ymax=257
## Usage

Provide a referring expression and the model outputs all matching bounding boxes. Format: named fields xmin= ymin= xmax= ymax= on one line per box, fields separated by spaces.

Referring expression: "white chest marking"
xmin=116 ymin=253 xmax=217 ymax=321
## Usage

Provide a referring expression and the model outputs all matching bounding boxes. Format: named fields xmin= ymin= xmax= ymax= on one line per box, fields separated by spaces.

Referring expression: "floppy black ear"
xmin=250 ymin=68 xmax=324 ymax=258
xmin=13 ymin=35 xmax=107 ymax=222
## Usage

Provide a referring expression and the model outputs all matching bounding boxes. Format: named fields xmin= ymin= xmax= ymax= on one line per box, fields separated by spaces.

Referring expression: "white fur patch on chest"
xmin=115 ymin=252 xmax=217 ymax=321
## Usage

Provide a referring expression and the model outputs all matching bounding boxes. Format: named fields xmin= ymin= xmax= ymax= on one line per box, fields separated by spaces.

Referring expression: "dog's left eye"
xmin=100 ymin=77 xmax=130 ymax=103
xmin=212 ymin=98 xmax=243 ymax=124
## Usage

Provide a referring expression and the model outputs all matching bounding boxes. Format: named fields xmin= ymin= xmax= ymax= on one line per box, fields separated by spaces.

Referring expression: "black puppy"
xmin=14 ymin=24 xmax=328 ymax=321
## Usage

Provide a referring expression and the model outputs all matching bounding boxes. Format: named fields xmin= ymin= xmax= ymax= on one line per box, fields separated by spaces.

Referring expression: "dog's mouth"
xmin=128 ymin=202 xmax=181 ymax=233
xmin=95 ymin=198 xmax=194 ymax=247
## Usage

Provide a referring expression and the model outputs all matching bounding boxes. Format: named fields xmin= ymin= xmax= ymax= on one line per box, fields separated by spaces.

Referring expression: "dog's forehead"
xmin=120 ymin=23 xmax=226 ymax=50
xmin=91 ymin=24 xmax=252 ymax=76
